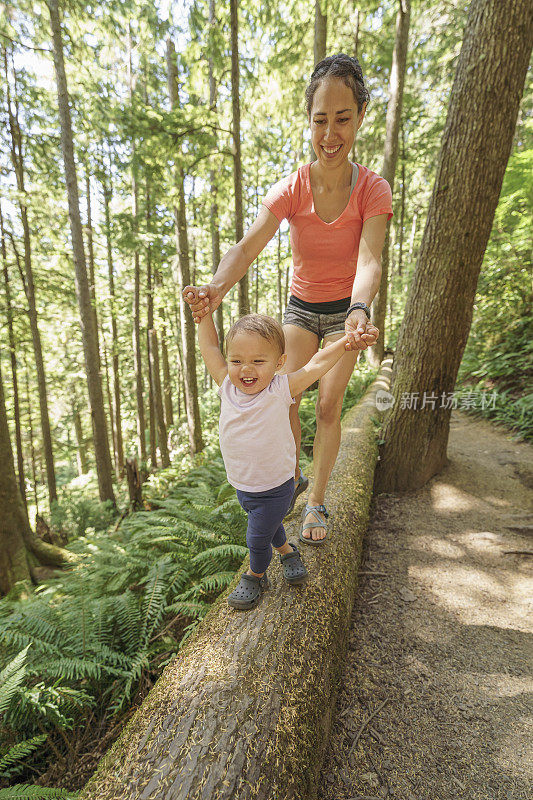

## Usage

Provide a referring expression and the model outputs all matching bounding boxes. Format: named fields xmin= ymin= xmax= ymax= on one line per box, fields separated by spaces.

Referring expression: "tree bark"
xmin=314 ymin=0 xmax=327 ymax=65
xmin=80 ymin=362 xmax=392 ymax=800
xmin=230 ymin=0 xmax=248 ymax=315
xmin=101 ymin=154 xmax=124 ymax=479
xmin=85 ymin=168 xmax=101 ymax=373
xmin=128 ymin=32 xmax=147 ymax=466
xmin=376 ymin=0 xmax=533 ymax=492
xmin=73 ymin=402 xmax=89 ymax=476
xmin=3 ymin=46 xmax=57 ymax=506
xmin=160 ymin=319 xmax=174 ymax=429
xmin=166 ymin=38 xmax=203 ymax=455
xmin=146 ymin=182 xmax=157 ymax=469
xmin=368 ymin=0 xmax=410 ymax=367
xmin=0 ymin=199 xmax=25 ymax=507
xmin=149 ymin=330 xmax=170 ymax=468
xmin=0 ymin=361 xmax=31 ymax=594
xmin=24 ymin=361 xmax=39 ymax=514
xmin=47 ymin=0 xmax=115 ymax=505
xmin=0 ymin=359 xmax=76 ymax=596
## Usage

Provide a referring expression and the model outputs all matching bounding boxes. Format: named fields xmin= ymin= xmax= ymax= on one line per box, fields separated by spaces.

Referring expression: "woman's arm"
xmin=183 ymin=206 xmax=281 ymax=321
xmin=345 ymin=213 xmax=388 ymax=349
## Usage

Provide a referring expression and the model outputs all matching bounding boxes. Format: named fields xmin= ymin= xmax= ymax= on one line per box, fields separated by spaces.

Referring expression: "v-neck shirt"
xmin=262 ymin=162 xmax=393 ymax=302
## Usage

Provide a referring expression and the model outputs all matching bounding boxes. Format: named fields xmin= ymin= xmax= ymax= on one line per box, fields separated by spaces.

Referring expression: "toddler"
xmin=197 ymin=311 xmax=352 ymax=610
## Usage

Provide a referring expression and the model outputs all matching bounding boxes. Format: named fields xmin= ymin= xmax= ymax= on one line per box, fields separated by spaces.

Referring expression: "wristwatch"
xmin=346 ymin=302 xmax=370 ymax=320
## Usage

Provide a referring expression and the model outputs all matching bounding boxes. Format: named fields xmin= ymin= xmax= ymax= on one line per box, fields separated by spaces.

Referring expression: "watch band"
xmin=346 ymin=302 xmax=370 ymax=320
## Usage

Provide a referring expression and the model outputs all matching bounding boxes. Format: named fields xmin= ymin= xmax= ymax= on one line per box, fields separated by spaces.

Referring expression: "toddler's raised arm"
xmin=197 ymin=312 xmax=228 ymax=387
xmin=288 ymin=336 xmax=352 ymax=397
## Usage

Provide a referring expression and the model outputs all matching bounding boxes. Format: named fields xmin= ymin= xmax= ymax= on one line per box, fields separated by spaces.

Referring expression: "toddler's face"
xmin=226 ymin=331 xmax=286 ymax=395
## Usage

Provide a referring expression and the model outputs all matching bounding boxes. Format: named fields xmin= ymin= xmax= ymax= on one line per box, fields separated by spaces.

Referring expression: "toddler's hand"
xmin=182 ymin=284 xmax=221 ymax=323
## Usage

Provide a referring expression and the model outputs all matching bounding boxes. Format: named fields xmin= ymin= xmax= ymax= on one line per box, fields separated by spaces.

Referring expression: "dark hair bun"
xmin=306 ymin=53 xmax=370 ymax=116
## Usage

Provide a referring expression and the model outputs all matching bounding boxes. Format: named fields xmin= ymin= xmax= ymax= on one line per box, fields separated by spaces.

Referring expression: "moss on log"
xmin=81 ymin=359 xmax=393 ymax=800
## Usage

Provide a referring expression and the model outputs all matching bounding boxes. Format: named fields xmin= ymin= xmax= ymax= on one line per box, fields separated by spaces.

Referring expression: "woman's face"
xmin=309 ymin=77 xmax=365 ymax=167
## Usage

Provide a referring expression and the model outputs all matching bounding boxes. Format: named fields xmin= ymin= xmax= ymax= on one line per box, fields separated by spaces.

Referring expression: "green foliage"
xmin=0 ymin=647 xmax=78 ymax=797
xmin=0 ymin=449 xmax=246 ymax=780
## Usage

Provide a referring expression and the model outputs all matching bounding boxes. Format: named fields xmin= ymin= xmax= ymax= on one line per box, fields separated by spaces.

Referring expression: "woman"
xmin=184 ymin=54 xmax=392 ymax=544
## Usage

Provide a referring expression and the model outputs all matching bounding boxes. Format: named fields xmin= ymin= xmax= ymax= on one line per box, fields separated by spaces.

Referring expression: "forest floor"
xmin=317 ymin=411 xmax=532 ymax=800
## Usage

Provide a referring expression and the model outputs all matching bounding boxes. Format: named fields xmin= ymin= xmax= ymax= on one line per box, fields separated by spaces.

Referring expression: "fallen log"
xmin=81 ymin=358 xmax=393 ymax=800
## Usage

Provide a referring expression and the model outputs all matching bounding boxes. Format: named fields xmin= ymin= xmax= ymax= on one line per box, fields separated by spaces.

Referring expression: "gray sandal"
xmin=227 ymin=572 xmax=269 ymax=610
xmin=279 ymin=543 xmax=309 ymax=584
xmin=299 ymin=503 xmax=329 ymax=546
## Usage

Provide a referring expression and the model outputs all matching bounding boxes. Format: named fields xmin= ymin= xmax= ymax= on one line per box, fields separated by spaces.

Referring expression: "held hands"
xmin=182 ymin=284 xmax=222 ymax=323
xmin=345 ymin=309 xmax=379 ymax=350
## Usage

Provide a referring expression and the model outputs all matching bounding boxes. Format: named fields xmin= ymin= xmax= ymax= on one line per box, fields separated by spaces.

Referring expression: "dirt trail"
xmin=317 ymin=412 xmax=532 ymax=800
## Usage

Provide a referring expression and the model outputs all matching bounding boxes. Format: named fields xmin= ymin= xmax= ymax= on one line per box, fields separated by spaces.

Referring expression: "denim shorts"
xmin=283 ymin=300 xmax=347 ymax=341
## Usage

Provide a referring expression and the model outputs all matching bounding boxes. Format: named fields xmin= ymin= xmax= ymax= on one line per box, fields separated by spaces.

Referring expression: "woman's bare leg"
xmin=303 ymin=334 xmax=358 ymax=541
xmin=281 ymin=324 xmax=319 ymax=480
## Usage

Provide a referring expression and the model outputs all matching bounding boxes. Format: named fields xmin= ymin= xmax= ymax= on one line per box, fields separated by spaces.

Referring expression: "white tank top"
xmin=218 ymin=373 xmax=296 ymax=492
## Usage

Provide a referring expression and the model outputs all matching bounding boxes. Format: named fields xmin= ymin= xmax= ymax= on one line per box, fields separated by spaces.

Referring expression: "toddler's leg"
xmin=236 ymin=480 xmax=294 ymax=576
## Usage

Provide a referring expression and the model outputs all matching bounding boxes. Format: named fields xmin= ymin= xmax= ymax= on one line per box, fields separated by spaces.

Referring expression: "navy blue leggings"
xmin=236 ymin=477 xmax=295 ymax=574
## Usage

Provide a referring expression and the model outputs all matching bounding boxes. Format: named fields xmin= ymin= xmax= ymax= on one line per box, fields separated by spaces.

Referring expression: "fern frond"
xmin=0 ymin=645 xmax=30 ymax=715
xmin=0 ymin=734 xmax=47 ymax=774
xmin=0 ymin=785 xmax=77 ymax=798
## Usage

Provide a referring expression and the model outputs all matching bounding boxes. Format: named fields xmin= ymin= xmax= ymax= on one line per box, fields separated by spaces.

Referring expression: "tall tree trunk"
xmin=47 ymin=0 xmax=115 ymax=505
xmin=72 ymin=400 xmax=89 ymax=476
xmin=230 ymin=0 xmax=248 ymax=315
xmin=314 ymin=0 xmax=327 ymax=65
xmin=208 ymin=0 xmax=224 ymax=347
xmin=128 ymin=32 xmax=147 ymax=466
xmin=102 ymin=338 xmax=117 ymax=472
xmin=369 ymin=0 xmax=410 ymax=367
xmin=146 ymin=182 xmax=157 ymax=469
xmin=0 ymin=359 xmax=76 ymax=596
xmin=160 ymin=319 xmax=174 ymax=428
xmin=397 ymin=127 xmax=406 ymax=277
xmin=0 ymin=199 xmax=25 ymax=507
xmin=351 ymin=11 xmax=361 ymax=163
xmin=102 ymin=154 xmax=124 ymax=479
xmin=166 ymin=38 xmax=204 ymax=455
xmin=25 ymin=362 xmax=39 ymax=514
xmin=0 ymin=361 xmax=31 ymax=594
xmin=376 ymin=0 xmax=533 ymax=492
xmin=85 ymin=168 xmax=100 ymax=373
xmin=3 ymin=47 xmax=57 ymax=506
xmin=149 ymin=330 xmax=170 ymax=468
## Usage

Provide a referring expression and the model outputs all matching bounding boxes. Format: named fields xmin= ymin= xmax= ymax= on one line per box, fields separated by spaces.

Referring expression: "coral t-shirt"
xmin=262 ymin=162 xmax=393 ymax=302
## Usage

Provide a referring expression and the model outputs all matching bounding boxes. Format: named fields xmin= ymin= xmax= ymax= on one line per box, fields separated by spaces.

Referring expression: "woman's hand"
xmin=182 ymin=284 xmax=222 ymax=323
xmin=345 ymin=309 xmax=379 ymax=350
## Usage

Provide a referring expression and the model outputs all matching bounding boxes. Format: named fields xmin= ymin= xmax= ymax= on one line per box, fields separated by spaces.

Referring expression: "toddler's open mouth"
xmin=241 ymin=377 xmax=258 ymax=387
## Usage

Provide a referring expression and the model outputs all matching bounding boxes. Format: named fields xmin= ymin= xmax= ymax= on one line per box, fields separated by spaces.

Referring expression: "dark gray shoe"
xmin=279 ymin=543 xmax=309 ymax=585
xmin=285 ymin=472 xmax=309 ymax=517
xmin=227 ymin=572 xmax=269 ymax=610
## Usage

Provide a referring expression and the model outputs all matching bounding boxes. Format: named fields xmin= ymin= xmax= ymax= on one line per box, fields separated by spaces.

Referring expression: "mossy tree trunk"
xmin=80 ymin=362 xmax=392 ymax=800
xmin=376 ymin=0 xmax=533 ymax=492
